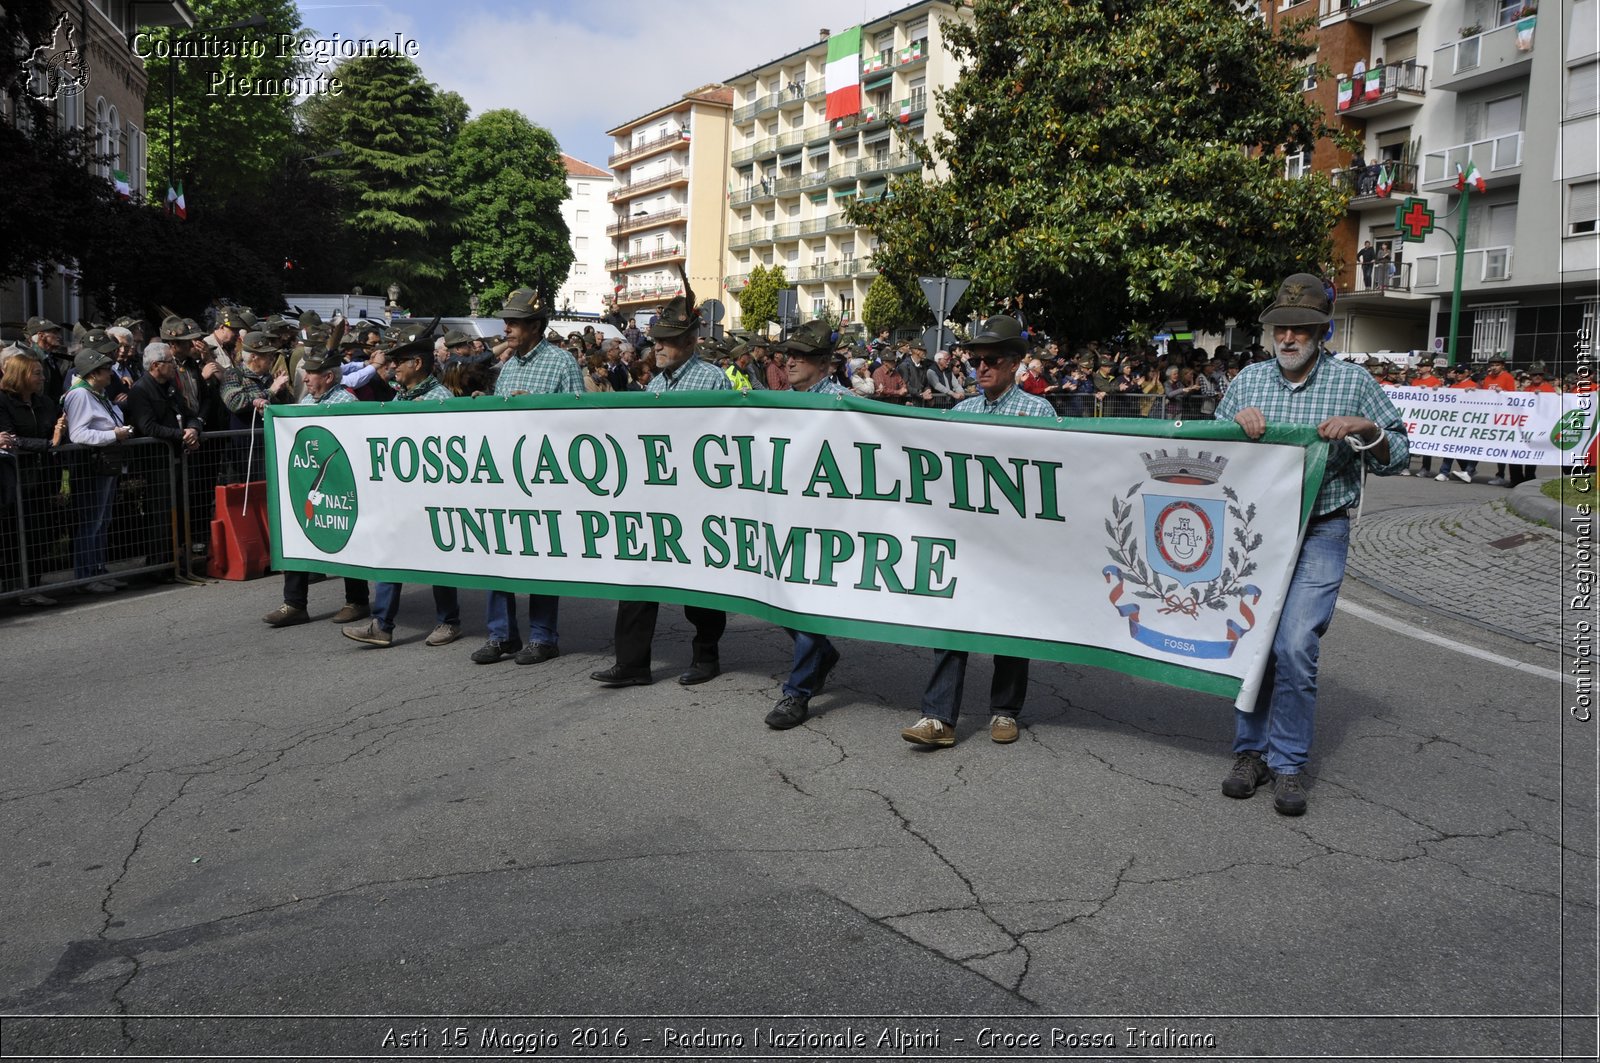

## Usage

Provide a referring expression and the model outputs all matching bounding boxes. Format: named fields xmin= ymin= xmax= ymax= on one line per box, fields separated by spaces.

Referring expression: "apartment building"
xmin=556 ymin=154 xmax=615 ymax=318
xmin=604 ymin=85 xmax=734 ymax=320
xmin=1274 ymin=0 xmax=1598 ymax=363
xmin=722 ymin=0 xmax=970 ymax=332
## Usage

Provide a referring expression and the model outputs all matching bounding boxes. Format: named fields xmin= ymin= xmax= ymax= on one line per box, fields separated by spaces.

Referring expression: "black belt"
xmin=1310 ymin=507 xmax=1353 ymax=523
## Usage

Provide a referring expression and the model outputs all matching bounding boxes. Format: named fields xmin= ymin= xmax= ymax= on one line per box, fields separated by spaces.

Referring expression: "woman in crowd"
xmin=850 ymin=360 xmax=876 ymax=397
xmin=0 ymin=353 xmax=68 ymax=605
xmin=61 ymin=339 xmax=133 ymax=594
xmin=583 ymin=352 xmax=613 ymax=393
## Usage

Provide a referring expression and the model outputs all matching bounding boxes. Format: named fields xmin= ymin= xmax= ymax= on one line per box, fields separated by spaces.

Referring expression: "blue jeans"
xmin=70 ymin=472 xmax=118 ymax=580
xmin=485 ymin=590 xmax=558 ymax=645
xmin=1234 ymin=514 xmax=1349 ymax=775
xmin=373 ymin=582 xmax=460 ymax=634
xmin=920 ymin=649 xmax=1029 ymax=725
xmin=783 ymin=630 xmax=839 ymax=699
xmin=1438 ymin=458 xmax=1478 ymax=477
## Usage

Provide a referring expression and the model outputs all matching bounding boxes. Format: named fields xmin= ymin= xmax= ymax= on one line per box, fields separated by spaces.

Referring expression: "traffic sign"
xmin=918 ymin=276 xmax=969 ymax=320
xmin=921 ymin=325 xmax=954 ymax=363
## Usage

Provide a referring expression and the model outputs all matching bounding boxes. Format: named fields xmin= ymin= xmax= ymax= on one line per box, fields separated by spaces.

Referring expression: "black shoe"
xmin=470 ymin=638 xmax=522 ymax=664
xmin=813 ymin=646 xmax=842 ymax=695
xmin=1221 ymin=751 xmax=1271 ymax=799
xmin=514 ymin=642 xmax=560 ymax=665
xmin=765 ymin=694 xmax=810 ymax=729
xmin=591 ymin=664 xmax=653 ymax=687
xmin=1272 ymin=772 xmax=1308 ymax=816
xmin=678 ymin=661 xmax=721 ymax=685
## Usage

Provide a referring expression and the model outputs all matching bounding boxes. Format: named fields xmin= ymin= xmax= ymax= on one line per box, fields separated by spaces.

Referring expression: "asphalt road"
xmin=1 ymin=472 xmax=1593 ymax=1061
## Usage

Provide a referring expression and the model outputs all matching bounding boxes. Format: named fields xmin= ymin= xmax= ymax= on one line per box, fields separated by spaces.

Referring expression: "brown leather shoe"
xmin=262 ymin=604 xmax=309 ymax=627
xmin=330 ymin=602 xmax=370 ymax=624
xmin=342 ymin=619 xmax=392 ymax=647
xmin=901 ymin=717 xmax=955 ymax=748
xmin=990 ymin=716 xmax=1019 ymax=743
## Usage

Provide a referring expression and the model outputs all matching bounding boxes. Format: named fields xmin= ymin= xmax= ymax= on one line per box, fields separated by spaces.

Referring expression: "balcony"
xmin=1412 ymin=246 xmax=1516 ymax=287
xmin=732 ymin=137 xmax=777 ymax=165
xmin=729 ymin=225 xmax=773 ymax=250
xmin=608 ymin=128 xmax=687 ymax=168
xmin=775 ymin=127 xmax=809 ymax=151
xmin=1337 ymin=62 xmax=1427 ymax=117
xmin=1331 ymin=161 xmax=1419 ymax=209
xmin=799 ymin=215 xmax=832 ymax=235
xmin=1319 ymin=0 xmax=1431 ymax=24
xmin=726 ymin=273 xmax=750 ymax=292
xmin=607 ymin=168 xmax=688 ymax=202
xmin=1335 ymin=261 xmax=1420 ymax=298
xmin=777 ymin=80 xmax=817 ymax=110
xmin=1432 ymin=17 xmax=1536 ymax=93
xmin=731 ymin=186 xmax=761 ymax=207
xmin=827 ymin=160 xmax=860 ymax=186
xmin=824 ymin=213 xmax=856 ymax=233
xmin=858 ymin=150 xmax=919 ymax=177
xmin=861 ymin=48 xmax=894 ymax=76
xmin=616 ymin=282 xmax=685 ymax=307
xmin=772 ymin=173 xmax=808 ymax=196
xmin=733 ymin=97 xmax=761 ymax=124
xmin=606 ymin=206 xmax=683 ymax=236
xmin=798 ymin=168 xmax=831 ymax=191
xmin=1421 ymin=132 xmax=1523 ymax=191
xmin=606 ymin=245 xmax=684 ymax=272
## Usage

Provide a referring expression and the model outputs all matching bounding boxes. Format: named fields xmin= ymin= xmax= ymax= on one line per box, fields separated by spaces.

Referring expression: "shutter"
xmin=1486 ymin=203 xmax=1517 ymax=245
xmin=1567 ymin=60 xmax=1599 ymax=118
xmin=1571 ymin=181 xmax=1600 ymax=226
xmin=1383 ymin=29 xmax=1418 ymax=62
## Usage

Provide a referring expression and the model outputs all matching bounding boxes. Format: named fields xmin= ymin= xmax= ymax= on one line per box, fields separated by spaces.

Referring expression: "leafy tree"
xmin=860 ymin=274 xmax=927 ymax=333
xmin=301 ymin=55 xmax=457 ymax=310
xmin=449 ymin=109 xmax=572 ymax=315
xmin=850 ymin=0 xmax=1350 ymax=340
xmin=736 ymin=263 xmax=788 ymax=332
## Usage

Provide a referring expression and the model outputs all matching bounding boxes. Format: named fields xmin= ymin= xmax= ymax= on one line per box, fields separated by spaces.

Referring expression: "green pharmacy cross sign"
xmin=1396 ymin=198 xmax=1436 ymax=242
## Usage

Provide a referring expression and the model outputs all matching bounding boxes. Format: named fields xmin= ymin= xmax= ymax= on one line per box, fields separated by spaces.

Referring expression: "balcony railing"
xmin=617 ymin=283 xmax=685 ymax=305
xmin=1431 ymin=17 xmax=1537 ymax=92
xmin=728 ymin=225 xmax=771 ymax=249
xmin=732 ymin=137 xmax=777 ymax=165
xmin=1331 ymin=161 xmax=1419 ymax=205
xmin=726 ymin=273 xmax=750 ymax=291
xmin=1338 ymin=261 xmax=1414 ymax=295
xmin=606 ymin=206 xmax=683 ymax=236
xmin=1319 ymin=0 xmax=1432 ymax=24
xmin=1336 ymin=62 xmax=1427 ymax=115
xmin=1421 ymin=132 xmax=1523 ymax=188
xmin=605 ymin=246 xmax=684 ymax=271
xmin=608 ymin=129 xmax=687 ymax=168
xmin=1412 ymin=246 xmax=1515 ymax=287
xmin=858 ymin=150 xmax=919 ymax=177
xmin=799 ymin=215 xmax=832 ymax=235
xmin=607 ymin=168 xmax=687 ymax=201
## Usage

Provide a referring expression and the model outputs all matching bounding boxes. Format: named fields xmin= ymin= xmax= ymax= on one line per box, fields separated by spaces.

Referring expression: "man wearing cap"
xmin=440 ymin=329 xmax=487 ymax=375
xmin=1216 ymin=273 xmax=1408 ymax=816
xmin=1435 ymin=366 xmax=1480 ymax=483
xmin=901 ymin=316 xmax=1055 ymax=750
xmin=262 ymin=349 xmax=370 ymax=628
xmin=63 ymin=334 xmax=135 ymax=593
xmin=25 ymin=317 xmax=70 ymax=401
xmin=764 ymin=320 xmax=851 ymax=729
xmin=872 ymin=347 xmax=909 ymax=404
xmin=1480 ymin=355 xmax=1516 ymax=393
xmin=204 ymin=308 xmax=244 ymax=370
xmin=125 ymin=339 xmax=202 ymax=572
xmin=590 ymin=290 xmax=730 ymax=689
xmin=1403 ymin=357 xmax=1447 ymax=477
xmin=343 ymin=325 xmax=463 ymax=650
xmin=473 ymin=287 xmax=581 ymax=666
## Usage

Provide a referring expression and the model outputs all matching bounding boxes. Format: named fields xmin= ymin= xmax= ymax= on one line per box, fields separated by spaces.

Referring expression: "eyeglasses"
xmin=973 ymin=355 xmax=1011 ymax=367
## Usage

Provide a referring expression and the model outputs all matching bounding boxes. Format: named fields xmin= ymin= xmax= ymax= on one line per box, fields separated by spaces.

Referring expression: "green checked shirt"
xmin=395 ymin=375 xmax=451 ymax=403
xmin=806 ymin=377 xmax=851 ymax=396
xmin=648 ymin=354 xmax=731 ymax=393
xmin=495 ymin=340 xmax=583 ymax=396
xmin=301 ymin=385 xmax=356 ymax=405
xmin=1215 ymin=352 xmax=1409 ymax=517
xmin=953 ymin=384 xmax=1055 ymax=419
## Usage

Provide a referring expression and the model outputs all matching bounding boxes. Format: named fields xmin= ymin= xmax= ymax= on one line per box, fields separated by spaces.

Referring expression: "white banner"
xmin=1382 ymin=386 xmax=1597 ymax=464
xmin=267 ymin=393 xmax=1330 ymax=708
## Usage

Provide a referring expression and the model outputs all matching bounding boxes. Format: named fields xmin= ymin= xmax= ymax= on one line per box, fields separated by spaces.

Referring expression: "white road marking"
xmin=1337 ymin=598 xmax=1574 ymax=686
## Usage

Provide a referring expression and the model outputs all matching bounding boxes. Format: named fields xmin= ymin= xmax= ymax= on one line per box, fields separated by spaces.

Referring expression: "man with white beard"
xmin=1213 ymin=274 xmax=1408 ymax=816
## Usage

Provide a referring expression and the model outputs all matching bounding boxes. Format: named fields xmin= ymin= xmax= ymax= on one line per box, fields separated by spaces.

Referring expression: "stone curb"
xmin=1505 ymin=477 xmax=1591 ymax=535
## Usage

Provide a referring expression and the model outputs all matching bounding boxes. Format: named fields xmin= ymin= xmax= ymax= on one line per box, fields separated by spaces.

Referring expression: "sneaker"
xmin=1221 ymin=750 xmax=1271 ymax=799
xmin=1434 ymin=473 xmax=1449 ymax=481
xmin=590 ymin=664 xmax=653 ymax=687
xmin=1486 ymin=477 xmax=1508 ymax=487
xmin=19 ymin=593 xmax=56 ymax=607
xmin=470 ymin=638 xmax=522 ymax=664
xmin=1272 ymin=772 xmax=1309 ymax=816
xmin=901 ymin=717 xmax=955 ymax=748
xmin=331 ymin=602 xmax=370 ymax=624
xmin=262 ymin=604 xmax=309 ymax=627
xmin=424 ymin=623 xmax=462 ymax=647
xmin=814 ymin=646 xmax=842 ymax=695
xmin=514 ymin=642 xmax=560 ymax=665
xmin=765 ymin=694 xmax=810 ymax=729
xmin=1452 ymin=469 xmax=1473 ymax=483
xmin=990 ymin=715 xmax=1019 ymax=743
xmin=82 ymin=581 xmax=117 ymax=595
xmin=342 ymin=619 xmax=392 ymax=647
xmin=1398 ymin=469 xmax=1412 ymax=477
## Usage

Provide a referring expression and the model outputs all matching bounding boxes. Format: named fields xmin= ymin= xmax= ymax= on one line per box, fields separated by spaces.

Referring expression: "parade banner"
xmin=1382 ymin=386 xmax=1597 ymax=464
xmin=267 ymin=393 xmax=1330 ymax=710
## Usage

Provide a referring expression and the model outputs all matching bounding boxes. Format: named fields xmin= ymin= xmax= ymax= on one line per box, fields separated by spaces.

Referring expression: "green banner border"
xmin=265 ymin=393 xmax=1330 ymax=703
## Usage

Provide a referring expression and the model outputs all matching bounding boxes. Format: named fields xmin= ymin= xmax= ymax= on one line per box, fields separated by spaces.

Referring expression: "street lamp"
xmin=165 ymin=14 xmax=269 ymax=205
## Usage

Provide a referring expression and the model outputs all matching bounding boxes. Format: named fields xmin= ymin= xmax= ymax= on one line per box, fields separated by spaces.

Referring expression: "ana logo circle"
xmin=287 ymin=426 xmax=358 ymax=553
xmin=1154 ymin=500 xmax=1214 ymax=574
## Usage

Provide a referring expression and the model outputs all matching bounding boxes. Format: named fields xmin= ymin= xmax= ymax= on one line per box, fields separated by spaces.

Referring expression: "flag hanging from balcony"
xmin=1336 ymin=78 xmax=1353 ymax=111
xmin=1375 ymin=164 xmax=1394 ymax=196
xmin=1515 ymin=14 xmax=1535 ymax=51
xmin=898 ymin=99 xmax=912 ymax=123
xmin=1455 ymin=161 xmax=1485 ymax=193
xmin=111 ymin=170 xmax=130 ymax=200
xmin=825 ymin=25 xmax=863 ymax=121
xmin=167 ymin=181 xmax=187 ymax=220
xmin=1363 ymin=69 xmax=1383 ymax=100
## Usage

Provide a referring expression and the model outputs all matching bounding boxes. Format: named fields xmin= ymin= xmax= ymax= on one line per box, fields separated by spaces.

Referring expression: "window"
xmin=1284 ymin=150 xmax=1308 ymax=179
xmin=575 ymin=264 xmax=588 ymax=275
xmin=840 ymin=294 xmax=855 ymax=318
xmin=1300 ymin=60 xmax=1318 ymax=92
xmin=576 ymin=183 xmax=589 ymax=196
xmin=573 ymin=291 xmax=587 ymax=301
xmin=1567 ymin=60 xmax=1600 ymax=119
xmin=575 ymin=237 xmax=589 ymax=249
xmin=907 ymin=18 xmax=928 ymax=40
xmin=1581 ymin=300 xmax=1598 ymax=349
xmin=1495 ymin=0 xmax=1520 ymax=26
xmin=812 ymin=297 xmax=827 ymax=317
xmin=1570 ymin=181 xmax=1599 ymax=235
xmin=874 ymin=30 xmax=894 ymax=53
xmin=576 ymin=209 xmax=589 ymax=222
xmin=1471 ymin=305 xmax=1515 ymax=356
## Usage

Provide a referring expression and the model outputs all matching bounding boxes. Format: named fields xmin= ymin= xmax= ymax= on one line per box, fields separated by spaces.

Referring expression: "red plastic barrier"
xmin=208 ymin=481 xmax=272 ymax=580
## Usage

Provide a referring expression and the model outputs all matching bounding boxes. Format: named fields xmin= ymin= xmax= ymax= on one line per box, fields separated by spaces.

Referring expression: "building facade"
xmin=1275 ymin=0 xmax=1597 ymax=364
xmin=556 ymin=153 xmax=615 ymax=318
xmin=604 ymin=85 xmax=734 ymax=323
xmin=721 ymin=0 xmax=970 ymax=334
xmin=3 ymin=0 xmax=191 ymax=330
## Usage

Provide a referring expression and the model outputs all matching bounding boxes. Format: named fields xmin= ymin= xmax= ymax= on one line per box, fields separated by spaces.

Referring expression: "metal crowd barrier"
xmin=0 ymin=428 xmax=264 ymax=603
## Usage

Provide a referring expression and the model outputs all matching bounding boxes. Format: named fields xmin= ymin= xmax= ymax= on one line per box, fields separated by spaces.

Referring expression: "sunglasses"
xmin=973 ymin=355 xmax=1012 ymax=367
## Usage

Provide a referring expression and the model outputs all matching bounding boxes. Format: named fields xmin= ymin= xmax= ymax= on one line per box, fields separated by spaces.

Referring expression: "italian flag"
xmin=825 ymin=25 xmax=862 ymax=122
xmin=1363 ymin=68 xmax=1383 ymax=99
xmin=1375 ymin=164 xmax=1394 ymax=196
xmin=1455 ymin=161 xmax=1485 ymax=193
xmin=898 ymin=99 xmax=912 ymax=123
xmin=111 ymin=169 xmax=130 ymax=199
xmin=168 ymin=181 xmax=187 ymax=220
xmin=1336 ymin=78 xmax=1353 ymax=111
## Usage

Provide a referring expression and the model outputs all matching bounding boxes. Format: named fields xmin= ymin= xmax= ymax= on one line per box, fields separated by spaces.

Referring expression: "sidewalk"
xmin=1347 ymin=486 xmax=1577 ymax=654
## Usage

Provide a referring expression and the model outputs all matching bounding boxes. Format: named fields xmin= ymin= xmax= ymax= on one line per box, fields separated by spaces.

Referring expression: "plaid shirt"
xmin=301 ymin=385 xmax=356 ymax=406
xmin=395 ymin=375 xmax=451 ymax=403
xmin=495 ymin=340 xmax=583 ymax=396
xmin=953 ymin=384 xmax=1055 ymax=419
xmin=806 ymin=377 xmax=851 ymax=396
xmin=648 ymin=354 xmax=731 ymax=393
xmin=1215 ymin=352 xmax=1409 ymax=516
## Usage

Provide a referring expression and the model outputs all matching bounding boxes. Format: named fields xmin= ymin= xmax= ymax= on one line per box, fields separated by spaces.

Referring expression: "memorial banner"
xmin=1382 ymin=386 xmax=1596 ymax=464
xmin=267 ymin=393 xmax=1330 ymax=709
